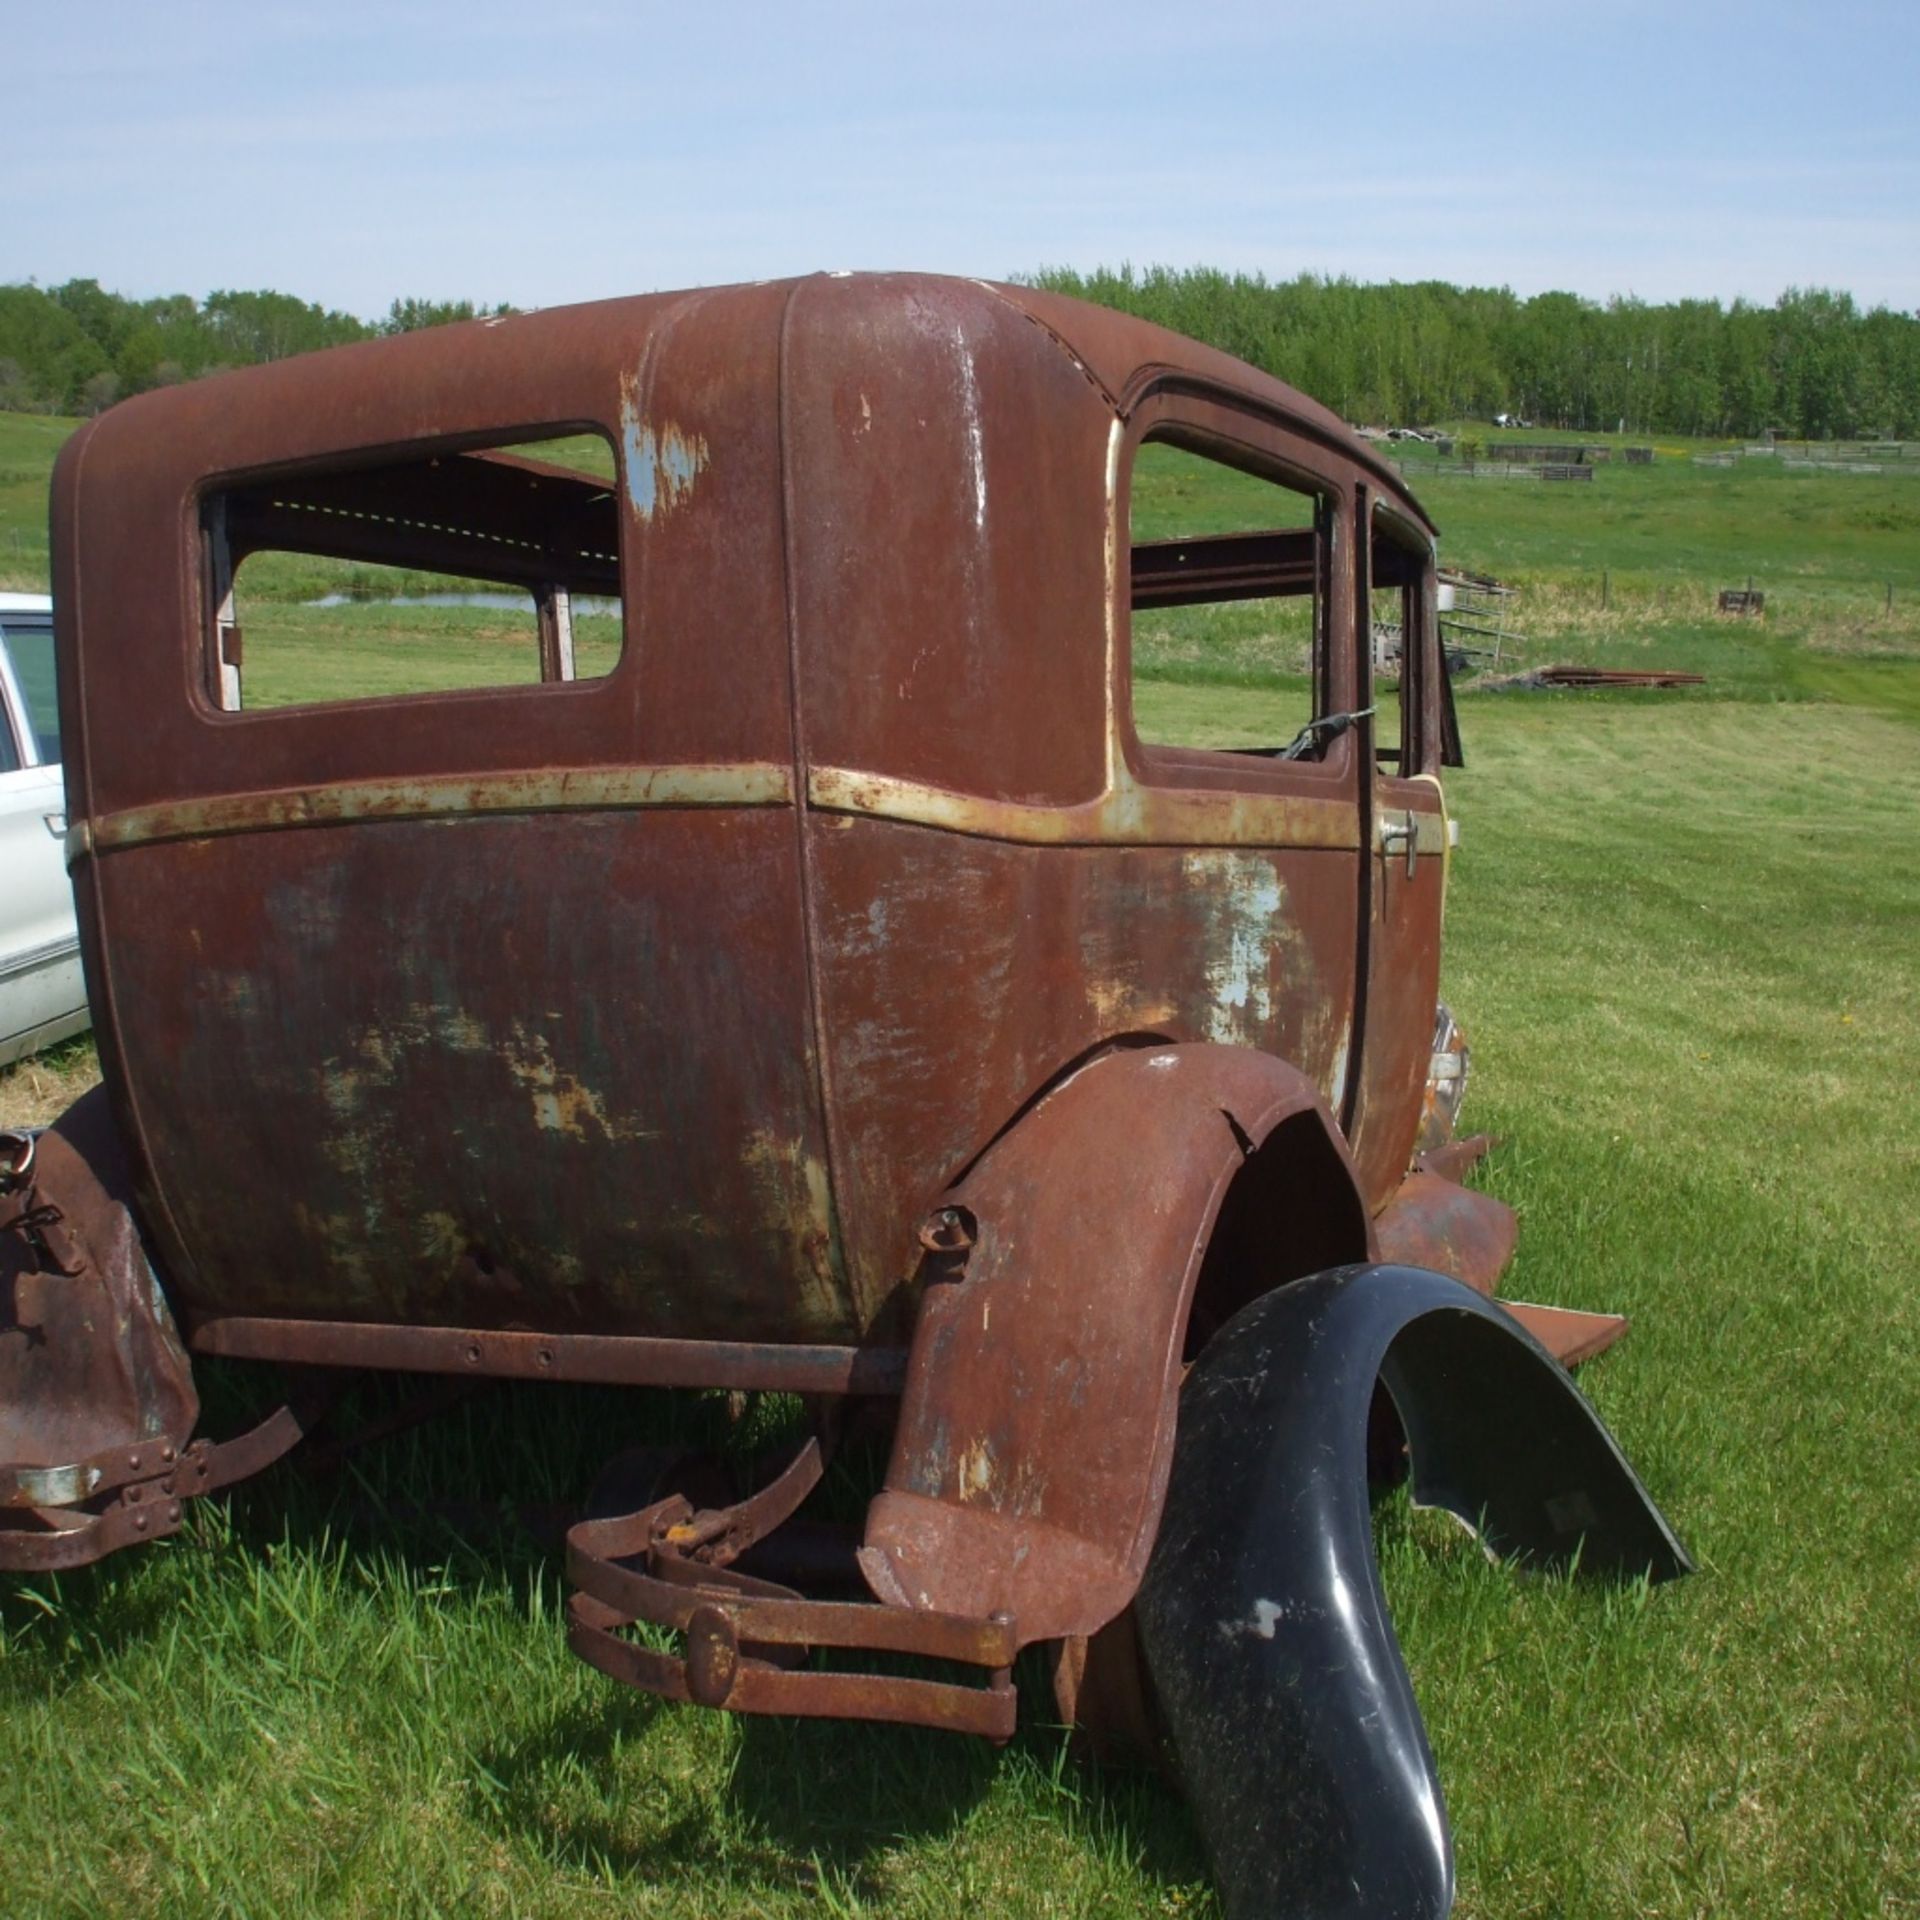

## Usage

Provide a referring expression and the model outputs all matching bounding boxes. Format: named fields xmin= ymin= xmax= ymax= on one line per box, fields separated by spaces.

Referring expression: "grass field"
xmin=2 ymin=409 xmax=1918 ymax=1916
xmin=0 ymin=410 xmax=79 ymax=591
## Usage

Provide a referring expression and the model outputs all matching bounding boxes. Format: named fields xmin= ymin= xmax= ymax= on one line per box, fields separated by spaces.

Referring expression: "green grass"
xmin=235 ymin=602 xmax=623 ymax=709
xmin=0 ymin=409 xmax=79 ymax=591
xmin=1378 ymin=697 xmax=1920 ymax=1918
xmin=1128 ymin=438 xmax=1920 ymax=701
xmin=6 ymin=689 xmax=1917 ymax=1916
xmin=4 ymin=408 xmax=1920 ymax=1915
xmin=1391 ymin=433 xmax=1920 ymax=597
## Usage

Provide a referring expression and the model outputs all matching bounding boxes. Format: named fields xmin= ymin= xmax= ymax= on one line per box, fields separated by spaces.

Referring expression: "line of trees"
xmin=1026 ymin=267 xmax=1920 ymax=441
xmin=8 ymin=270 xmax=1918 ymax=440
xmin=0 ymin=281 xmax=511 ymax=417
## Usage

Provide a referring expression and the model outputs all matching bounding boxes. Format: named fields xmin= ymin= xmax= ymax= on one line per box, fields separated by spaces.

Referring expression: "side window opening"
xmin=201 ymin=429 xmax=623 ymax=713
xmin=1128 ymin=439 xmax=1335 ymax=761
xmin=1369 ymin=511 xmax=1460 ymax=774
xmin=1370 ymin=520 xmax=1421 ymax=773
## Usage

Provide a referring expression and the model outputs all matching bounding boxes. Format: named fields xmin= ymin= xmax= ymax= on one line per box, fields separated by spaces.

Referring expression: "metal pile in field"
xmin=1494 ymin=665 xmax=1707 ymax=690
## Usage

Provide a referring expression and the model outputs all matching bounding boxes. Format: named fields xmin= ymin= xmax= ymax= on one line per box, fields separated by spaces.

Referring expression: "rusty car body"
xmin=4 ymin=275 xmax=1686 ymax=1917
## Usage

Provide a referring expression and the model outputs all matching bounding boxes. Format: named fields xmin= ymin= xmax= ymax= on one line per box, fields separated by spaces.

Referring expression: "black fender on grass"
xmin=1134 ymin=1264 xmax=1691 ymax=1920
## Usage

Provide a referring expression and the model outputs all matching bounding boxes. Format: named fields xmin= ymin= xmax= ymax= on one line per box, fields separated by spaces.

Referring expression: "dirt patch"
xmin=0 ymin=1038 xmax=103 ymax=1130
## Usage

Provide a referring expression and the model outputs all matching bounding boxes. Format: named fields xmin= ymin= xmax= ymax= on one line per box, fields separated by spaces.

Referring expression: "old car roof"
xmin=71 ymin=275 xmax=1433 ymax=540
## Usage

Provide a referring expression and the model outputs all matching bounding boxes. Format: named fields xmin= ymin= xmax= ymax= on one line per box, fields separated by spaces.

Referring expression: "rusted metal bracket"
xmin=0 ymin=1129 xmax=84 ymax=1276
xmin=0 ymin=1395 xmax=327 ymax=1574
xmin=564 ymin=1439 xmax=1019 ymax=1738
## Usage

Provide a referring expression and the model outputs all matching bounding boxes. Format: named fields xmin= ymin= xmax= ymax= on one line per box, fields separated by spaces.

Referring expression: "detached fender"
xmin=1134 ymin=1264 xmax=1690 ymax=1920
xmin=860 ymin=1043 xmax=1373 ymax=1643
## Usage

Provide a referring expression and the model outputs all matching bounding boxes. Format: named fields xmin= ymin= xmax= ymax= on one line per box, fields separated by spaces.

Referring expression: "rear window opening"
xmin=200 ymin=429 xmax=623 ymax=712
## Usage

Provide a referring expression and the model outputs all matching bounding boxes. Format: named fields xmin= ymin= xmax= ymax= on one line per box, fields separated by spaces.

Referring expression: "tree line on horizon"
xmin=4 ymin=270 xmax=1917 ymax=441
xmin=1029 ymin=267 xmax=1920 ymax=441
xmin=0 ymin=281 xmax=508 ymax=419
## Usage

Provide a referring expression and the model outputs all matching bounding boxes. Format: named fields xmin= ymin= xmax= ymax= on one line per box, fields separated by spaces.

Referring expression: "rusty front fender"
xmin=859 ymin=1043 xmax=1373 ymax=1645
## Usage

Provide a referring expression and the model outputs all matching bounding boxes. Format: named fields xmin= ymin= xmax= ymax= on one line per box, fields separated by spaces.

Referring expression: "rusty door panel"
xmin=807 ymin=820 xmax=1360 ymax=1309
xmin=94 ymin=808 xmax=847 ymax=1341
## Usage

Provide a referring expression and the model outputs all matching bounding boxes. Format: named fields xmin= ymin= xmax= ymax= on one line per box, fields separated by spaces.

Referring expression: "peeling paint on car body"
xmin=619 ymin=374 xmax=710 ymax=522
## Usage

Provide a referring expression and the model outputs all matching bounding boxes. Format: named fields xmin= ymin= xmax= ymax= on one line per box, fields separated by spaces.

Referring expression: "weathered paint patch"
xmin=290 ymin=1200 xmax=376 ymax=1295
xmin=1325 ymin=1022 xmax=1353 ymax=1112
xmin=416 ymin=1211 xmax=466 ymax=1264
xmin=431 ymin=1007 xmax=490 ymax=1053
xmin=1183 ymin=852 xmax=1287 ymax=1045
xmin=951 ymin=1432 xmax=1048 ymax=1517
xmin=740 ymin=1130 xmax=845 ymax=1335
xmin=502 ymin=1022 xmax=651 ymax=1143
xmin=958 ymin=1438 xmax=996 ymax=1502
xmin=1218 ymin=1596 xmax=1313 ymax=1644
xmin=618 ymin=372 xmax=708 ymax=521
xmin=1083 ymin=971 xmax=1178 ymax=1033
xmin=950 ymin=323 xmax=988 ymax=532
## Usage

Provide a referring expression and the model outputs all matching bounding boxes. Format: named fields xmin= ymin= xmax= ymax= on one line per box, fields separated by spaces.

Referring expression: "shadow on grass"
xmin=467 ymin=1670 xmax=1208 ymax=1903
xmin=0 ymin=1545 xmax=197 ymax=1699
xmin=7 ymin=1360 xmax=1210 ymax=1899
xmin=2 ymin=1369 xmax=712 ymax=1683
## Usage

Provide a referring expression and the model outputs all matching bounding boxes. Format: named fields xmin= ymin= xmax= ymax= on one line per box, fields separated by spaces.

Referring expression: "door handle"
xmin=1379 ymin=810 xmax=1418 ymax=879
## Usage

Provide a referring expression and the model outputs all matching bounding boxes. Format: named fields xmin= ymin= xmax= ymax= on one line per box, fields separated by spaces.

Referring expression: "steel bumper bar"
xmin=564 ymin=1438 xmax=1019 ymax=1738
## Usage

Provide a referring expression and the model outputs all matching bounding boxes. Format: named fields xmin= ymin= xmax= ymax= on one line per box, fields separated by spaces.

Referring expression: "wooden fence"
xmin=1400 ymin=461 xmax=1592 ymax=482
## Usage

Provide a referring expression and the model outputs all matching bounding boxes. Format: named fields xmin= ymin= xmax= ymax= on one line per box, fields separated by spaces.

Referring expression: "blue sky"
xmin=8 ymin=2 xmax=1917 ymax=317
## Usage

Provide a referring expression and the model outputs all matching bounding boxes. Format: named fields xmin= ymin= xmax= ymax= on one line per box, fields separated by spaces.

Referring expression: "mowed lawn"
xmin=3 ymin=687 xmax=1915 ymax=1918
xmin=3 ymin=407 xmax=1918 ymax=1915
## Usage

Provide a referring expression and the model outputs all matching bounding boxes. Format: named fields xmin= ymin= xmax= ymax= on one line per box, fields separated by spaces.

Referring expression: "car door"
xmin=0 ymin=609 xmax=85 ymax=1065
xmin=1344 ymin=500 xmax=1450 ymax=1202
xmin=1116 ymin=395 xmax=1368 ymax=1121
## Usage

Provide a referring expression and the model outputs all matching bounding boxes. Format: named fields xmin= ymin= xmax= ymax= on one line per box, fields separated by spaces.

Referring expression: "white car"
xmin=1 ymin=592 xmax=88 ymax=1065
